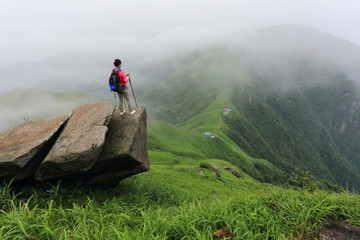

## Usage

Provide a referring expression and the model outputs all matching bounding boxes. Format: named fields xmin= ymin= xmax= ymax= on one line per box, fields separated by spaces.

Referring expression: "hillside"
xmin=225 ymin=78 xmax=360 ymax=188
xmin=141 ymin=55 xmax=360 ymax=188
xmin=139 ymin=25 xmax=360 ymax=189
xmin=1 ymin=119 xmax=360 ymax=238
xmin=148 ymin=111 xmax=286 ymax=184
xmin=1 ymin=101 xmax=360 ymax=238
xmin=0 ymin=88 xmax=99 ymax=131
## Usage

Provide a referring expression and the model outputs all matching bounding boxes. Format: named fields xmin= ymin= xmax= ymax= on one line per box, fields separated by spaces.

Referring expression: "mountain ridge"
xmin=138 ymin=26 xmax=360 ymax=188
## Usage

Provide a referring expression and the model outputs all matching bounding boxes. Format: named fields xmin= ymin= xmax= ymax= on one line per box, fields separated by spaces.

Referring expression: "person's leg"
xmin=118 ymin=92 xmax=125 ymax=114
xmin=123 ymin=88 xmax=134 ymax=112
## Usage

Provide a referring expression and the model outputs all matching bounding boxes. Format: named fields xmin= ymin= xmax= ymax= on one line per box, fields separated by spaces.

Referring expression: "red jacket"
xmin=114 ymin=68 xmax=128 ymax=86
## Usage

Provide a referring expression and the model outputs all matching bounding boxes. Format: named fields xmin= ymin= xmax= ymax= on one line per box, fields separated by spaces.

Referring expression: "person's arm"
xmin=118 ymin=71 xmax=129 ymax=85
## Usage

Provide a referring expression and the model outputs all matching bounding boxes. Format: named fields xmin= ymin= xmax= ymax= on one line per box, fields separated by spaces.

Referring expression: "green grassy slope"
xmin=141 ymin=48 xmax=250 ymax=125
xmin=1 ymin=110 xmax=360 ymax=239
xmin=224 ymin=79 xmax=360 ymax=189
xmin=1 ymin=155 xmax=360 ymax=239
xmin=140 ymin=47 xmax=360 ymax=189
xmin=148 ymin=91 xmax=287 ymax=184
xmin=2 ymin=102 xmax=360 ymax=238
xmin=1 ymin=58 xmax=360 ymax=239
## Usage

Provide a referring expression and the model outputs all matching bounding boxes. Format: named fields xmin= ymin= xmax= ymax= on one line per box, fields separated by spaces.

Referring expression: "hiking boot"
xmin=130 ymin=109 xmax=136 ymax=115
xmin=120 ymin=110 xmax=126 ymax=115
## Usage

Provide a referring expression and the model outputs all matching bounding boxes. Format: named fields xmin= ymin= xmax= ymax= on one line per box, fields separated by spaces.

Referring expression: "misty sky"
xmin=0 ymin=0 xmax=360 ymax=94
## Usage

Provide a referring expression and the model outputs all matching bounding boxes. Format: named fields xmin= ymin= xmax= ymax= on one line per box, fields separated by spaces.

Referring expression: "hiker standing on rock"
xmin=112 ymin=59 xmax=136 ymax=116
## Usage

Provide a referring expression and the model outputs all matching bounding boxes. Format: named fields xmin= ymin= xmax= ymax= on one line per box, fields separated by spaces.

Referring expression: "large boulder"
xmin=0 ymin=115 xmax=68 ymax=181
xmin=0 ymin=102 xmax=149 ymax=186
xmin=35 ymin=102 xmax=116 ymax=181
xmin=84 ymin=106 xmax=149 ymax=185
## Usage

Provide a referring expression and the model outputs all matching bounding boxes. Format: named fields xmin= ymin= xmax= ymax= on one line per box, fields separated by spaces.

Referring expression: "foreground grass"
xmin=1 ymin=164 xmax=360 ymax=240
xmin=2 ymin=112 xmax=360 ymax=239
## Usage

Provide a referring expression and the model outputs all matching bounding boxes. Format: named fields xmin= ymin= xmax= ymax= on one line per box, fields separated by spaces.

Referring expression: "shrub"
xmin=289 ymin=168 xmax=319 ymax=193
xmin=199 ymin=162 xmax=211 ymax=169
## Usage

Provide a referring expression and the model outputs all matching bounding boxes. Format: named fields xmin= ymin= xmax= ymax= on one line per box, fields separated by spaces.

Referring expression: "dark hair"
xmin=113 ymin=59 xmax=121 ymax=67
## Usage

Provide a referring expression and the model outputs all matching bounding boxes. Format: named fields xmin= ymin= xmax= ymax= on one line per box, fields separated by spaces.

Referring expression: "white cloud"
xmin=0 ymin=0 xmax=360 ymax=95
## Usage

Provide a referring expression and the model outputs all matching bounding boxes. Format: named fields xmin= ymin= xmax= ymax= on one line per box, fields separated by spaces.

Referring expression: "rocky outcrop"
xmin=35 ymin=102 xmax=116 ymax=181
xmin=224 ymin=166 xmax=241 ymax=178
xmin=0 ymin=115 xmax=68 ymax=181
xmin=83 ymin=107 xmax=149 ymax=185
xmin=210 ymin=164 xmax=221 ymax=178
xmin=0 ymin=102 xmax=149 ymax=186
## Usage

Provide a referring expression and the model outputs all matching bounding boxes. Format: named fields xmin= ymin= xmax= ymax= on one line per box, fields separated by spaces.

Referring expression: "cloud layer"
xmin=0 ymin=0 xmax=360 ymax=96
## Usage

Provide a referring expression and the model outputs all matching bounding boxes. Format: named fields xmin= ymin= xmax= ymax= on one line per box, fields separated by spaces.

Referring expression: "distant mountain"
xmin=139 ymin=25 xmax=360 ymax=188
xmin=0 ymin=88 xmax=99 ymax=131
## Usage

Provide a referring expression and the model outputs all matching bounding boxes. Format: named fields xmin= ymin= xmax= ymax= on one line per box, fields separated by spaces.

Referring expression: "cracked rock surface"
xmin=35 ymin=102 xmax=116 ymax=180
xmin=84 ymin=106 xmax=149 ymax=185
xmin=0 ymin=115 xmax=68 ymax=181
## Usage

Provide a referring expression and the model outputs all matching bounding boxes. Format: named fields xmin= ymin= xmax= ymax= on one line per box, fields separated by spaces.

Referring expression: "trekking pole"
xmin=127 ymin=75 xmax=138 ymax=106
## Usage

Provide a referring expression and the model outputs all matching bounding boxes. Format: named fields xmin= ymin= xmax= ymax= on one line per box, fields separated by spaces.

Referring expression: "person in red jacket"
xmin=113 ymin=59 xmax=136 ymax=115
